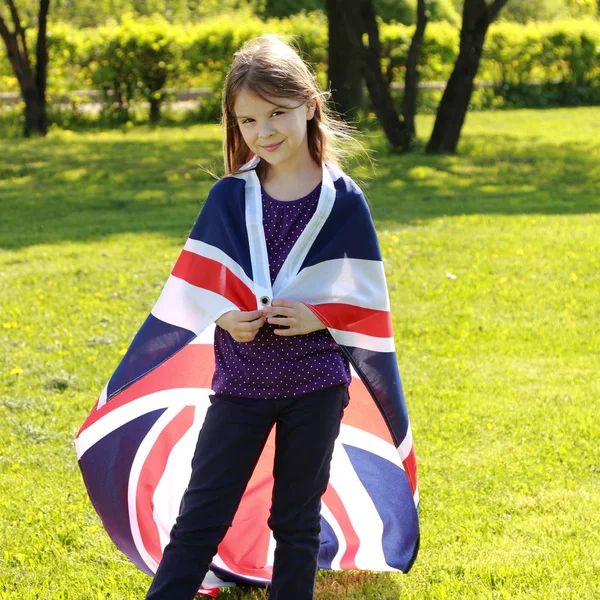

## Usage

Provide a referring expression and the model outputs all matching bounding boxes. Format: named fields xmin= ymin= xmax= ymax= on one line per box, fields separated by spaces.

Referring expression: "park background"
xmin=1 ymin=0 xmax=599 ymax=598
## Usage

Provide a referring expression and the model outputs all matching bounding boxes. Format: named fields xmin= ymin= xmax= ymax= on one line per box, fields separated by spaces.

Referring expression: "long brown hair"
xmin=221 ymin=34 xmax=365 ymax=180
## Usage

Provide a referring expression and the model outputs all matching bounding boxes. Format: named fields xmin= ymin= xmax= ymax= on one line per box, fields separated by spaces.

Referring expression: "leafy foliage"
xmin=447 ymin=0 xmax=598 ymax=23
xmin=374 ymin=0 xmax=461 ymax=26
xmin=1 ymin=0 xmax=465 ymax=26
xmin=84 ymin=15 xmax=184 ymax=121
xmin=47 ymin=0 xmax=265 ymax=26
xmin=1 ymin=13 xmax=599 ymax=122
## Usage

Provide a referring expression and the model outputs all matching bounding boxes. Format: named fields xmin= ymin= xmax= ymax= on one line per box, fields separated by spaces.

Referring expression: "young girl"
xmin=76 ymin=35 xmax=419 ymax=600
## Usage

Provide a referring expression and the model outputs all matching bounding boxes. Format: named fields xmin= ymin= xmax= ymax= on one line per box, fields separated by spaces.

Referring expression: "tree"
xmin=400 ymin=0 xmax=428 ymax=147
xmin=426 ymin=0 xmax=509 ymax=154
xmin=359 ymin=1 xmax=397 ymax=137
xmin=325 ymin=0 xmax=364 ymax=120
xmin=88 ymin=17 xmax=182 ymax=124
xmin=0 ymin=0 xmax=51 ymax=136
xmin=326 ymin=0 xmax=428 ymax=150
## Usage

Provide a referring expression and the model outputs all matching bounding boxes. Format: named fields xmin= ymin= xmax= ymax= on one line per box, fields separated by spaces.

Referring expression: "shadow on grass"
xmin=1 ymin=124 xmax=599 ymax=250
xmin=0 ymin=130 xmax=224 ymax=249
xmin=364 ymin=132 xmax=600 ymax=227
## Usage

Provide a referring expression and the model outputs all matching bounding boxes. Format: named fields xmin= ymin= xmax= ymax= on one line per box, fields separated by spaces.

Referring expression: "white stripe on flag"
xmin=276 ymin=257 xmax=390 ymax=311
xmin=152 ymin=276 xmax=236 ymax=335
xmin=200 ymin=571 xmax=236 ymax=591
xmin=76 ymin=388 xmax=213 ymax=459
xmin=97 ymin=381 xmax=109 ymax=409
xmin=338 ymin=424 xmax=403 ymax=469
xmin=189 ymin=323 xmax=216 ymax=345
xmin=328 ymin=442 xmax=393 ymax=571
xmin=266 ymin=531 xmax=276 ymax=568
xmin=398 ymin=421 xmax=414 ymax=463
xmin=329 ymin=328 xmax=396 ymax=353
xmin=272 ymin=163 xmax=336 ymax=294
xmin=151 ymin=404 xmax=209 ymax=562
xmin=127 ymin=405 xmax=191 ymax=573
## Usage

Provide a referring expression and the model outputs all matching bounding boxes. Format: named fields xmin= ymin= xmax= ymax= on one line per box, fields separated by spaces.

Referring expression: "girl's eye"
xmin=239 ymin=112 xmax=284 ymax=124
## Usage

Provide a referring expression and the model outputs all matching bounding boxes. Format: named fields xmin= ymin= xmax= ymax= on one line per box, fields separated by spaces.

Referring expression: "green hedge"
xmin=1 ymin=15 xmax=599 ymax=118
xmin=82 ymin=16 xmax=184 ymax=121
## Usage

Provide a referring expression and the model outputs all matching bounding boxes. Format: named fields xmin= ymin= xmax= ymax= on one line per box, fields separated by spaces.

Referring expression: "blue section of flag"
xmin=318 ymin=516 xmax=339 ymax=569
xmin=78 ymin=409 xmax=167 ymax=574
xmin=107 ymin=315 xmax=195 ymax=401
xmin=344 ymin=445 xmax=419 ymax=572
xmin=189 ymin=177 xmax=254 ymax=280
xmin=302 ymin=176 xmax=382 ymax=268
xmin=343 ymin=346 xmax=408 ymax=445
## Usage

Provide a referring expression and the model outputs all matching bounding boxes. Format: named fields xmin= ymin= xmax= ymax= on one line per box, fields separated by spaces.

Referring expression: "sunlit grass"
xmin=1 ymin=107 xmax=599 ymax=599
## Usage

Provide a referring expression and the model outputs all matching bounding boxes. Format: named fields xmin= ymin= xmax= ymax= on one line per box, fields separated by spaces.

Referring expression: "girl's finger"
xmin=239 ymin=309 xmax=266 ymax=321
xmin=271 ymin=298 xmax=296 ymax=309
xmin=267 ymin=317 xmax=295 ymax=327
xmin=238 ymin=318 xmax=265 ymax=331
xmin=273 ymin=326 xmax=298 ymax=336
xmin=264 ymin=306 xmax=294 ymax=317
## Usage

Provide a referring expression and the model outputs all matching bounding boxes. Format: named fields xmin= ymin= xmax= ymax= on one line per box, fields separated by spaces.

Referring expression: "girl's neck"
xmin=261 ymin=154 xmax=323 ymax=202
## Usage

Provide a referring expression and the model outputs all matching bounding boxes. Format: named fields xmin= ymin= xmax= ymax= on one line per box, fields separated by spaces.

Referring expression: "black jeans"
xmin=145 ymin=384 xmax=349 ymax=600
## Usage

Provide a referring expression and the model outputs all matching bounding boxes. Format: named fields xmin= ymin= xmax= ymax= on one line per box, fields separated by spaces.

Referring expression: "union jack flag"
xmin=76 ymin=161 xmax=419 ymax=596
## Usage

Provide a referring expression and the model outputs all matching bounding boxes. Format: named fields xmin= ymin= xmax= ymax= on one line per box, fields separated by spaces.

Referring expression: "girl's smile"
xmin=262 ymin=140 xmax=284 ymax=152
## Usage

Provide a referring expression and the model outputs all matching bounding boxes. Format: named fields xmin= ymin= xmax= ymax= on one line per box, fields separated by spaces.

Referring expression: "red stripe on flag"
xmin=344 ymin=377 xmax=394 ymax=443
xmin=78 ymin=344 xmax=215 ymax=434
xmin=196 ymin=590 xmax=219 ymax=598
xmin=322 ymin=484 xmax=360 ymax=570
xmin=402 ymin=443 xmax=418 ymax=495
xmin=195 ymin=590 xmax=219 ymax=598
xmin=136 ymin=405 xmax=197 ymax=564
xmin=309 ymin=303 xmax=392 ymax=338
xmin=172 ymin=250 xmax=256 ymax=312
xmin=217 ymin=429 xmax=276 ymax=580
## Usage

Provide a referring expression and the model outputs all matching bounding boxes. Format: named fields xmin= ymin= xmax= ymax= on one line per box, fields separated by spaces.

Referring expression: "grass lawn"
xmin=1 ymin=107 xmax=599 ymax=599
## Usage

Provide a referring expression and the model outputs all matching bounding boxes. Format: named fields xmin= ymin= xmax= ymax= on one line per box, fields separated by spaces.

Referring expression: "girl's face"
xmin=233 ymin=88 xmax=316 ymax=170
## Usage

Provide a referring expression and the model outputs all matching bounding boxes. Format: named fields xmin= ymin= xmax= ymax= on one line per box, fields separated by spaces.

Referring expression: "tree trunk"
xmin=426 ymin=0 xmax=509 ymax=154
xmin=23 ymin=87 xmax=47 ymax=136
xmin=149 ymin=97 xmax=161 ymax=124
xmin=402 ymin=0 xmax=428 ymax=149
xmin=326 ymin=0 xmax=364 ymax=119
xmin=360 ymin=0 xmax=405 ymax=149
xmin=33 ymin=0 xmax=50 ymax=136
xmin=0 ymin=0 xmax=51 ymax=137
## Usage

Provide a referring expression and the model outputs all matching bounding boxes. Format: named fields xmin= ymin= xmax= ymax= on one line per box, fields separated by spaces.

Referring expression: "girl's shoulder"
xmin=326 ymin=162 xmax=365 ymax=197
xmin=201 ymin=171 xmax=252 ymax=214
xmin=208 ymin=172 xmax=247 ymax=199
xmin=325 ymin=162 xmax=370 ymax=214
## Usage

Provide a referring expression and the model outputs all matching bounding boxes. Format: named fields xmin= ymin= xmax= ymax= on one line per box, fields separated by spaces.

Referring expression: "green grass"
xmin=1 ymin=107 xmax=599 ymax=599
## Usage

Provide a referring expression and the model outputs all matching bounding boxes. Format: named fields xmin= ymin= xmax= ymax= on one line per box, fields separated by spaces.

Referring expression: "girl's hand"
xmin=264 ymin=299 xmax=326 ymax=336
xmin=216 ymin=309 xmax=266 ymax=342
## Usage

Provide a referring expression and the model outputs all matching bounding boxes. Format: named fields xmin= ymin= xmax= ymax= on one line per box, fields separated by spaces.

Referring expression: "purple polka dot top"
xmin=212 ymin=181 xmax=351 ymax=399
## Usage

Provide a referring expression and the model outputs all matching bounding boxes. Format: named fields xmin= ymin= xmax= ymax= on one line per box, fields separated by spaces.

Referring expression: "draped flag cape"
xmin=76 ymin=159 xmax=420 ymax=597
